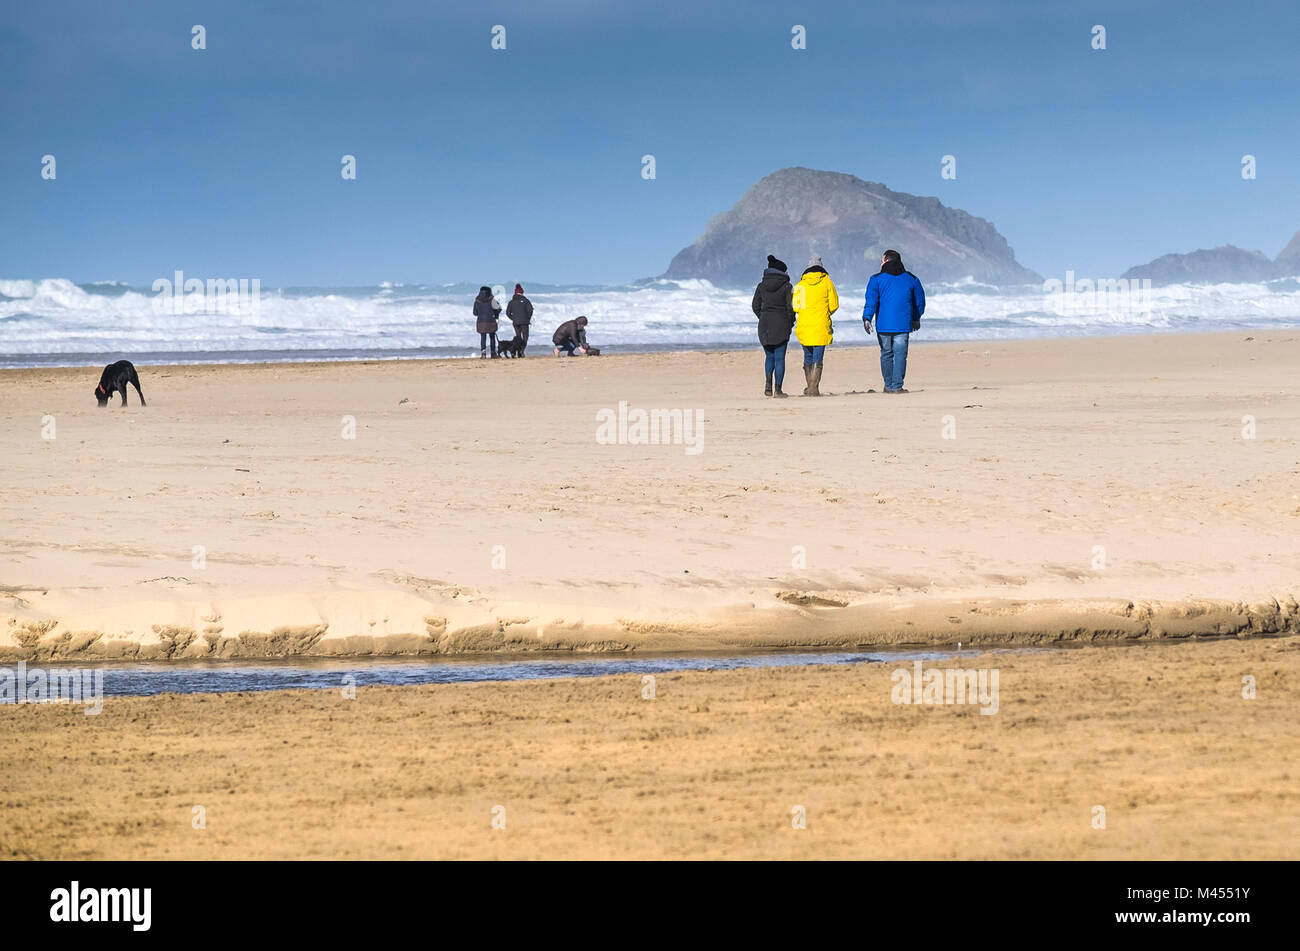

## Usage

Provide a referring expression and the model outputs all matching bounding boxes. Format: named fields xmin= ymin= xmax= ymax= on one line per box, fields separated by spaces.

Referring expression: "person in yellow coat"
xmin=792 ymin=254 xmax=839 ymax=396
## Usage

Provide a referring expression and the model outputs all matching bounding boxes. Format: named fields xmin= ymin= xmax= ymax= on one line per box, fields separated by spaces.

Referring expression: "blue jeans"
xmin=556 ymin=339 xmax=576 ymax=354
xmin=802 ymin=344 xmax=825 ymax=366
xmin=763 ymin=342 xmax=787 ymax=386
xmin=878 ymin=332 xmax=910 ymax=391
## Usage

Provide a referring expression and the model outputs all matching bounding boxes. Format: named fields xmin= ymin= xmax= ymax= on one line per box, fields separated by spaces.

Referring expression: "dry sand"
xmin=2 ymin=331 xmax=1299 ymax=659
xmin=3 ymin=637 xmax=1296 ymax=859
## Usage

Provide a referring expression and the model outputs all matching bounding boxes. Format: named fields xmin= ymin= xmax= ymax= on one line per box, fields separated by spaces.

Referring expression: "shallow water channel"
xmin=20 ymin=646 xmax=1050 ymax=698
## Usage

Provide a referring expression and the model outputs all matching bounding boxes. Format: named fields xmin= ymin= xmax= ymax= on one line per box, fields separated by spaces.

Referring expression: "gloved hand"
xmin=863 ymin=319 xmax=874 ymax=335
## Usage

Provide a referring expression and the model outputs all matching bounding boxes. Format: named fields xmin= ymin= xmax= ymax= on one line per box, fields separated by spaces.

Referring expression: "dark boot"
xmin=801 ymin=364 xmax=813 ymax=395
xmin=808 ymin=363 xmax=823 ymax=396
xmin=773 ymin=382 xmax=789 ymax=399
xmin=764 ymin=372 xmax=773 ymax=397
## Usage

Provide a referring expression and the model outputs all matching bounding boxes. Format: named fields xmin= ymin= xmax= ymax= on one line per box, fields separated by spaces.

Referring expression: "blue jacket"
xmin=862 ymin=266 xmax=925 ymax=334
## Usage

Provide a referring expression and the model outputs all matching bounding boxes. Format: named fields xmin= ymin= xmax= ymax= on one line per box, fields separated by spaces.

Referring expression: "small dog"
xmin=576 ymin=346 xmax=601 ymax=356
xmin=95 ymin=360 xmax=146 ymax=407
xmin=498 ymin=337 xmax=525 ymax=358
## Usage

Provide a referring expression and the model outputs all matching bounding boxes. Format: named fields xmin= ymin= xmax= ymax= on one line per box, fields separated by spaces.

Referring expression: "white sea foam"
xmin=2 ymin=276 xmax=1299 ymax=366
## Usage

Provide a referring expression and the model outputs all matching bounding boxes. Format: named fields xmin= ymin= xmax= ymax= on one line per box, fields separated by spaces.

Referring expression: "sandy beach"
xmin=3 ymin=636 xmax=1297 ymax=860
xmin=2 ymin=331 xmax=1299 ymax=660
xmin=10 ymin=0 xmax=1300 ymax=888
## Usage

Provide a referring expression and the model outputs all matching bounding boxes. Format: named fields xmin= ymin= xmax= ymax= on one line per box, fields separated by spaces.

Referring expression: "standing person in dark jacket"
xmin=751 ymin=254 xmax=795 ymax=398
xmin=862 ymin=250 xmax=925 ymax=393
xmin=474 ymin=285 xmax=502 ymax=358
xmin=505 ymin=284 xmax=533 ymax=356
xmin=553 ymin=315 xmax=590 ymax=355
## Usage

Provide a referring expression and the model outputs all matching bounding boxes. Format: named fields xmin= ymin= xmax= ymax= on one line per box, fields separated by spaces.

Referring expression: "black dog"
xmin=498 ymin=337 xmax=525 ymax=358
xmin=95 ymin=360 xmax=146 ymax=407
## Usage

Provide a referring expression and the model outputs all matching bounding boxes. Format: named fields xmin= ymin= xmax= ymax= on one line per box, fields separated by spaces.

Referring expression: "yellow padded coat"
xmin=793 ymin=270 xmax=839 ymax=347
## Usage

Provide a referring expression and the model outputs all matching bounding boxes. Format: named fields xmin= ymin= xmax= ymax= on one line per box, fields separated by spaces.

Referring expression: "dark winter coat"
xmin=473 ymin=288 xmax=500 ymax=334
xmin=751 ymin=268 xmax=795 ymax=346
xmin=506 ymin=293 xmax=534 ymax=326
xmin=552 ymin=318 xmax=589 ymax=349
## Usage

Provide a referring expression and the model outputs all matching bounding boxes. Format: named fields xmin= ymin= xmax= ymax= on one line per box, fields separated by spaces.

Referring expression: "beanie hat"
xmin=514 ymin=284 xmax=524 ymax=295
xmin=807 ymin=253 xmax=823 ymax=269
xmin=766 ymin=254 xmax=787 ymax=272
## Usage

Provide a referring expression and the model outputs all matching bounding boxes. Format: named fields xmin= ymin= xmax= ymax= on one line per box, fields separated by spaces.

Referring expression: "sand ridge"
xmin=3 ymin=332 xmax=1299 ymax=659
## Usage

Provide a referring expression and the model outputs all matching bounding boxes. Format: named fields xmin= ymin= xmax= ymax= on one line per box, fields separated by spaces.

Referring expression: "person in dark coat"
xmin=552 ymin=315 xmax=590 ymax=355
xmin=751 ymin=254 xmax=795 ymax=398
xmin=473 ymin=285 xmax=501 ymax=358
xmin=505 ymin=283 xmax=534 ymax=356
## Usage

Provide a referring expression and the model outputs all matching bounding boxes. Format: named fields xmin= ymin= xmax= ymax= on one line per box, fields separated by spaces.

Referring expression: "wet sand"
xmin=3 ymin=637 xmax=1296 ymax=859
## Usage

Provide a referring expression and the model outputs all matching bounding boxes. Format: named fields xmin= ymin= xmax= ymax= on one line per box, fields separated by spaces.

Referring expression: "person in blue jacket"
xmin=862 ymin=249 xmax=925 ymax=393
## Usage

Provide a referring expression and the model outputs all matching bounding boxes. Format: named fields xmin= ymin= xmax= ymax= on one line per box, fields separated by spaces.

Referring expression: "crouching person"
xmin=553 ymin=315 xmax=592 ymax=355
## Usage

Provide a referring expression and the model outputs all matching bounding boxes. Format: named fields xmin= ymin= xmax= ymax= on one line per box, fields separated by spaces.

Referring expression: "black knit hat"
xmin=766 ymin=254 xmax=787 ymax=272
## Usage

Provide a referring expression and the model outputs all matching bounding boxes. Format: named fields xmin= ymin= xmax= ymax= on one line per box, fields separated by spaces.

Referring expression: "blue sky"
xmin=3 ymin=0 xmax=1298 ymax=286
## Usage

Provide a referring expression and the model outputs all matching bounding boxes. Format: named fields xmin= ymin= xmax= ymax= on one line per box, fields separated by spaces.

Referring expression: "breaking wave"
xmin=2 ymin=275 xmax=1299 ymax=367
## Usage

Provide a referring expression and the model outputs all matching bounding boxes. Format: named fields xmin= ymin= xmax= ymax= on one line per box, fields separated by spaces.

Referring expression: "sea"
xmin=3 ymin=275 xmax=1300 ymax=368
